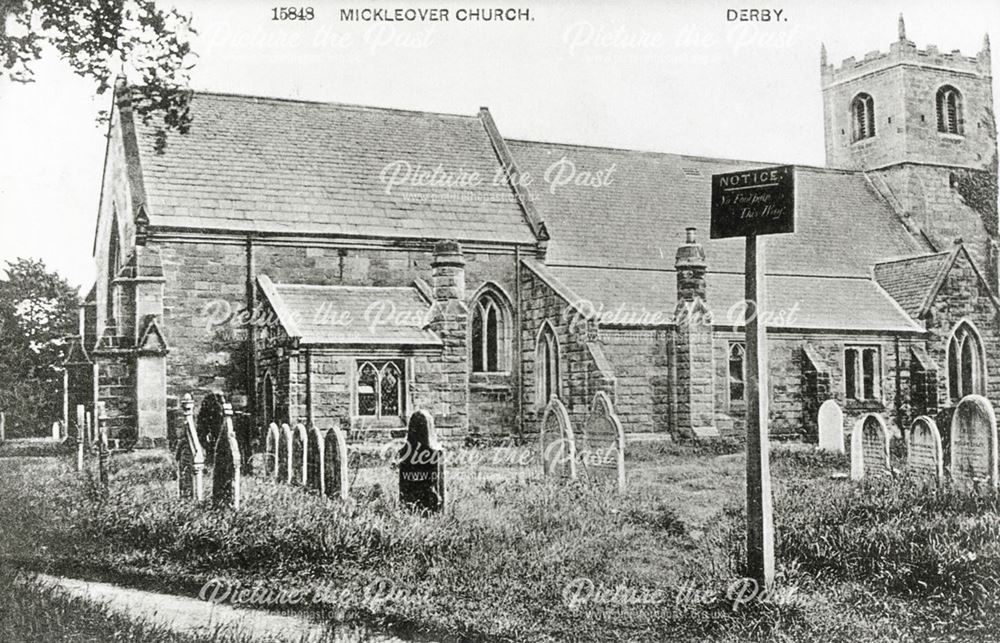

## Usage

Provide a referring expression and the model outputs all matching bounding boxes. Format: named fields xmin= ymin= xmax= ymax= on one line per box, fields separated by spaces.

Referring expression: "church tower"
xmin=821 ymin=16 xmax=998 ymax=289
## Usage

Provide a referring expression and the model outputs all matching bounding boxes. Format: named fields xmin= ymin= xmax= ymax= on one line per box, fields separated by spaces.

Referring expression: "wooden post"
xmin=0 ymin=411 xmax=5 ymax=442
xmin=75 ymin=405 xmax=85 ymax=472
xmin=744 ymin=233 xmax=775 ymax=589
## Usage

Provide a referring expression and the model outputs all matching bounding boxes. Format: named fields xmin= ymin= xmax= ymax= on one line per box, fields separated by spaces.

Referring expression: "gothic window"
xmin=536 ymin=323 xmax=559 ymax=405
xmin=851 ymin=93 xmax=876 ymax=142
xmin=728 ymin=342 xmax=746 ymax=405
xmin=936 ymin=85 xmax=964 ymax=135
xmin=470 ymin=288 xmax=510 ymax=373
xmin=106 ymin=212 xmax=121 ymax=323
xmin=356 ymin=360 xmax=405 ymax=419
xmin=948 ymin=321 xmax=985 ymax=401
xmin=845 ymin=346 xmax=881 ymax=401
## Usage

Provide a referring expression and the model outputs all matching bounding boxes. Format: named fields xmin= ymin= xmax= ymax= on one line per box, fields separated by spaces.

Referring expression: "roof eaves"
xmin=256 ymin=274 xmax=302 ymax=339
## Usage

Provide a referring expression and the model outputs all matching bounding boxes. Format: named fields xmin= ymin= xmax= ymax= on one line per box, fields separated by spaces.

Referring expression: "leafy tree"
xmin=0 ymin=258 xmax=79 ymax=436
xmin=0 ymin=0 xmax=197 ymax=149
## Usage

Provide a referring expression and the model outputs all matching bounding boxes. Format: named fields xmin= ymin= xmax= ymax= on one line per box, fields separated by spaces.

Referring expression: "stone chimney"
xmin=431 ymin=240 xmax=466 ymax=302
xmin=419 ymin=240 xmax=469 ymax=443
xmin=673 ymin=228 xmax=717 ymax=438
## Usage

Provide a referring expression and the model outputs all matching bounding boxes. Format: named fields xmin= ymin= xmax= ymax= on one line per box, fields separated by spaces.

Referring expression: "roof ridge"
xmin=873 ymin=250 xmax=952 ymax=267
xmin=274 ymin=283 xmax=417 ymax=291
xmin=189 ymin=89 xmax=480 ymax=120
xmin=507 ymin=138 xmax=858 ymax=174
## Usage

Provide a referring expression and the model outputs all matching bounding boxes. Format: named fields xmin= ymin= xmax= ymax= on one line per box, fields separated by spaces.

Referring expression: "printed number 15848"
xmin=272 ymin=7 xmax=314 ymax=20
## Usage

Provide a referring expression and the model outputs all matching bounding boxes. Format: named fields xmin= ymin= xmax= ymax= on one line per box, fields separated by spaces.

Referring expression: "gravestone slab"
xmin=324 ymin=425 xmax=349 ymax=501
xmin=306 ymin=426 xmax=324 ymax=494
xmin=850 ymin=414 xmax=889 ymax=480
xmin=176 ymin=393 xmax=206 ymax=501
xmin=264 ymin=423 xmax=279 ymax=479
xmin=399 ymin=410 xmax=445 ymax=512
xmin=97 ymin=409 xmax=110 ymax=492
xmin=540 ymin=397 xmax=577 ymax=480
xmin=75 ymin=404 xmax=86 ymax=472
xmin=579 ymin=392 xmax=625 ymax=490
xmin=293 ymin=424 xmax=308 ymax=486
xmin=950 ymin=394 xmax=999 ymax=489
xmin=908 ymin=416 xmax=943 ymax=482
xmin=817 ymin=400 xmax=844 ymax=453
xmin=279 ymin=424 xmax=293 ymax=484
xmin=212 ymin=402 xmax=242 ymax=509
xmin=52 ymin=421 xmax=61 ymax=441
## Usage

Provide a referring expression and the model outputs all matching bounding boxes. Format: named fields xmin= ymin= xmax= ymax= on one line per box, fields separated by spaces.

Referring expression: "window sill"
xmin=937 ymin=132 xmax=965 ymax=141
xmin=844 ymin=399 xmax=884 ymax=412
xmin=851 ymin=136 xmax=877 ymax=146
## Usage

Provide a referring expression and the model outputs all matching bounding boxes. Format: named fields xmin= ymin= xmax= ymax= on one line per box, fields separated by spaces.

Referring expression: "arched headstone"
xmin=817 ymin=400 xmax=844 ymax=453
xmin=212 ymin=401 xmax=241 ymax=509
xmin=850 ymin=413 xmax=889 ymax=480
xmin=176 ymin=393 xmax=206 ymax=501
xmin=279 ymin=423 xmax=293 ymax=483
xmin=579 ymin=392 xmax=625 ymax=490
xmin=324 ymin=425 xmax=349 ymax=501
xmin=399 ymin=410 xmax=445 ymax=512
xmin=908 ymin=416 xmax=943 ymax=482
xmin=52 ymin=421 xmax=62 ymax=441
xmin=197 ymin=392 xmax=225 ymax=458
xmin=292 ymin=424 xmax=308 ymax=486
xmin=541 ymin=397 xmax=576 ymax=480
xmin=306 ymin=426 xmax=324 ymax=493
xmin=950 ymin=394 xmax=999 ymax=489
xmin=264 ymin=423 xmax=279 ymax=478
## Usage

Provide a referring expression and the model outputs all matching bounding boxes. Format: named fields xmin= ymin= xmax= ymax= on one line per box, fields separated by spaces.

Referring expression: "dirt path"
xmin=32 ymin=573 xmax=411 ymax=643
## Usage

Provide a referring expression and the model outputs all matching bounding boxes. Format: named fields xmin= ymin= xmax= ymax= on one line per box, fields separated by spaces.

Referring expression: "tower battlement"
xmin=821 ymin=15 xmax=991 ymax=87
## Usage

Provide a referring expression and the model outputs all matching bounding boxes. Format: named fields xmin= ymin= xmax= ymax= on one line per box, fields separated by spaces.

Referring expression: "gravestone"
xmin=264 ymin=423 xmax=280 ymax=479
xmin=85 ymin=411 xmax=92 ymax=445
xmin=74 ymin=406 xmax=85 ymax=472
xmin=950 ymin=394 xmax=999 ymax=489
xmin=908 ymin=416 xmax=943 ymax=482
xmin=293 ymin=424 xmax=308 ymax=486
xmin=850 ymin=413 xmax=889 ymax=480
xmin=579 ymin=392 xmax=625 ymax=490
xmin=540 ymin=397 xmax=577 ymax=480
xmin=0 ymin=411 xmax=5 ymax=442
xmin=52 ymin=421 xmax=61 ymax=441
xmin=97 ymin=407 xmax=110 ymax=492
xmin=279 ymin=423 xmax=293 ymax=483
xmin=212 ymin=401 xmax=242 ymax=509
xmin=306 ymin=426 xmax=324 ymax=494
xmin=176 ymin=393 xmax=206 ymax=501
xmin=324 ymin=425 xmax=349 ymax=501
xmin=399 ymin=410 xmax=445 ymax=512
xmin=817 ymin=400 xmax=844 ymax=454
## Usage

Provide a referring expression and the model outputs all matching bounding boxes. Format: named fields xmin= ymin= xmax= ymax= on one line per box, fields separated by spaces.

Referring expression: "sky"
xmin=1 ymin=0 xmax=998 ymax=291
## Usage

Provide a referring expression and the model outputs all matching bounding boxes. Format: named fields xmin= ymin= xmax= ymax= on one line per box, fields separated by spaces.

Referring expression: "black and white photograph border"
xmin=1 ymin=1 xmax=1000 ymax=641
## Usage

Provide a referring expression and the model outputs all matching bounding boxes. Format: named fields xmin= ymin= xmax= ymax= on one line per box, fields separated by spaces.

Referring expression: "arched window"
xmin=948 ymin=321 xmax=985 ymax=401
xmin=355 ymin=360 xmax=405 ymax=419
xmin=106 ymin=212 xmax=121 ymax=323
xmin=851 ymin=93 xmax=876 ymax=141
xmin=536 ymin=323 xmax=559 ymax=405
xmin=470 ymin=287 xmax=511 ymax=373
xmin=728 ymin=342 xmax=746 ymax=405
xmin=937 ymin=85 xmax=964 ymax=135
xmin=262 ymin=372 xmax=275 ymax=425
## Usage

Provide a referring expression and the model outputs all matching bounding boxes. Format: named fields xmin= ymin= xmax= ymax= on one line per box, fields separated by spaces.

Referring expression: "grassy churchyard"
xmin=1 ymin=438 xmax=1000 ymax=642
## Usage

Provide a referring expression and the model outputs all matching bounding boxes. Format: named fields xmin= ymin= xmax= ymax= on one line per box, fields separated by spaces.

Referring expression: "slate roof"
xmin=133 ymin=92 xmax=535 ymax=244
xmin=542 ymin=263 xmax=922 ymax=332
xmin=257 ymin=276 xmax=441 ymax=346
xmin=507 ymin=140 xmax=926 ymax=275
xmin=872 ymin=251 xmax=953 ymax=318
xmin=508 ymin=139 xmax=929 ymax=332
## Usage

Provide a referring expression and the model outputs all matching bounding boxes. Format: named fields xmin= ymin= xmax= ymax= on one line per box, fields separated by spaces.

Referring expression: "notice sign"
xmin=710 ymin=165 xmax=795 ymax=239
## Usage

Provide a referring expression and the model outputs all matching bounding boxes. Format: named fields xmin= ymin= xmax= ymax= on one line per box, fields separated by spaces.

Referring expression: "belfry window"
xmin=536 ymin=323 xmax=559 ymax=405
xmin=471 ymin=289 xmax=510 ymax=373
xmin=948 ymin=322 xmax=985 ymax=401
xmin=936 ymin=85 xmax=964 ymax=135
xmin=851 ymin=93 xmax=876 ymax=141
xmin=356 ymin=360 xmax=405 ymax=419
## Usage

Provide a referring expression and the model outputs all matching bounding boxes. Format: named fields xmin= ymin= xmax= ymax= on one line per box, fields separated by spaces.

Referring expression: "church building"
xmin=66 ymin=19 xmax=998 ymax=446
